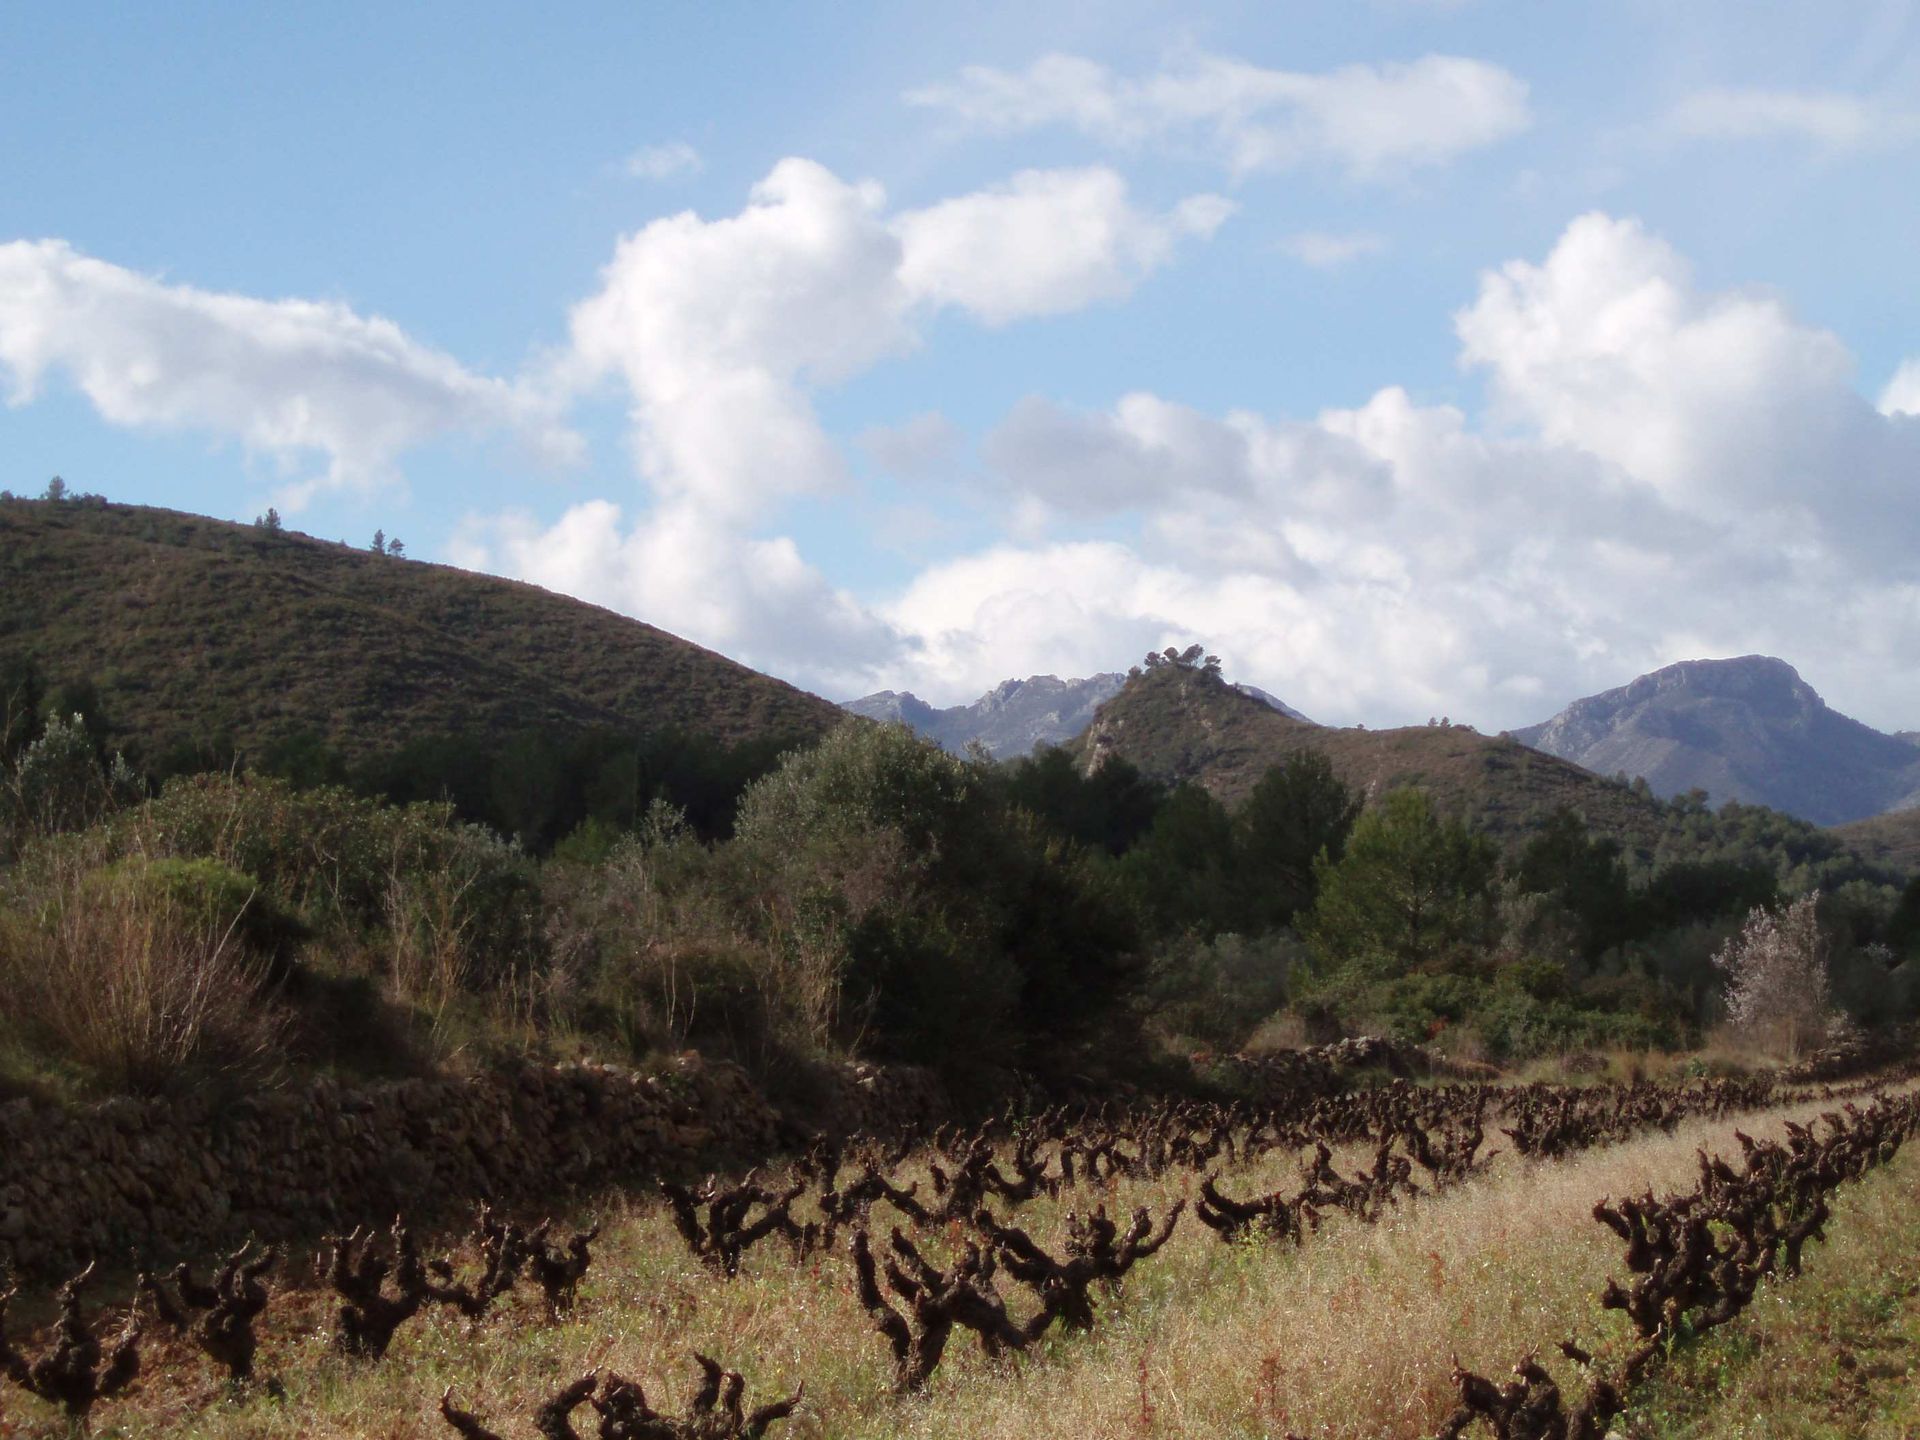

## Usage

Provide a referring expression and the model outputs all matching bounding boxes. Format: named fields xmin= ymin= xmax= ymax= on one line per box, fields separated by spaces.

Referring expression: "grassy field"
xmin=7 ymin=1081 xmax=1912 ymax=1440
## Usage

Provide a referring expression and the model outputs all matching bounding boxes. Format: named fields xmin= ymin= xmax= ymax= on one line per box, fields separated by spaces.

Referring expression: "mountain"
xmin=1510 ymin=657 xmax=1920 ymax=827
xmin=1068 ymin=661 xmax=1671 ymax=850
xmin=845 ymin=674 xmax=1128 ymax=758
xmin=843 ymin=672 xmax=1311 ymax=759
xmin=0 ymin=497 xmax=842 ymax=764
xmin=1233 ymin=683 xmax=1313 ymax=723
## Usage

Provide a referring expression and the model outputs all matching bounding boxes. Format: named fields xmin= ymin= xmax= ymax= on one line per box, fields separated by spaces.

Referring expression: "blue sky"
xmin=4 ymin=2 xmax=1919 ymax=729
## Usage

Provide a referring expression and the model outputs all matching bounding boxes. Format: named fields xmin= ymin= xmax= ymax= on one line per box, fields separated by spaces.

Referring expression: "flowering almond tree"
xmin=1713 ymin=890 xmax=1832 ymax=1057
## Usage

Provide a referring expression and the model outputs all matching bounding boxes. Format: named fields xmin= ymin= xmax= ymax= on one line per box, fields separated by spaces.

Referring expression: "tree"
xmin=386 ymin=536 xmax=405 ymax=557
xmin=1712 ymin=891 xmax=1832 ymax=1056
xmin=255 ymin=508 xmax=282 ymax=532
xmin=1234 ymin=749 xmax=1361 ymax=932
xmin=1118 ymin=783 xmax=1239 ymax=937
xmin=371 ymin=529 xmax=386 ymax=552
xmin=43 ymin=475 xmax=66 ymax=502
xmin=1514 ymin=807 xmax=1634 ymax=957
xmin=1303 ymin=788 xmax=1499 ymax=976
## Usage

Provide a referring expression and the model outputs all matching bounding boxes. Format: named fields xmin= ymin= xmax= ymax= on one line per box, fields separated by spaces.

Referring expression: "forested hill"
xmin=0 ymin=496 xmax=842 ymax=768
xmin=1069 ymin=659 xmax=1674 ymax=852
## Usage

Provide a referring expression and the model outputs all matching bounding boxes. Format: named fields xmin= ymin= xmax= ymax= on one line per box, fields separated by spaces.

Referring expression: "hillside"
xmin=1512 ymin=656 xmax=1920 ymax=826
xmin=0 ymin=497 xmax=843 ymax=764
xmin=1069 ymin=662 xmax=1672 ymax=851
xmin=1830 ymin=807 xmax=1920 ymax=879
xmin=845 ymin=672 xmax=1311 ymax=759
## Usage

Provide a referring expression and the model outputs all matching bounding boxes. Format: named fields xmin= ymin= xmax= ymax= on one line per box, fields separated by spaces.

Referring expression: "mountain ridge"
xmin=1067 ymin=661 xmax=1674 ymax=852
xmin=1511 ymin=655 xmax=1920 ymax=826
xmin=844 ymin=672 xmax=1308 ymax=758
xmin=0 ymin=497 xmax=843 ymax=765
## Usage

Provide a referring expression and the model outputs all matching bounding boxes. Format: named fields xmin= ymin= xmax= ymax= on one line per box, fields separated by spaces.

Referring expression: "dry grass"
xmin=0 ymin=854 xmax=282 ymax=1096
xmin=8 ymin=1083 xmax=1911 ymax=1440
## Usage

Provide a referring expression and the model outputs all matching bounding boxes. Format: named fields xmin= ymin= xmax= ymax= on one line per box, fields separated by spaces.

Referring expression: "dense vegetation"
xmin=5 ymin=648 xmax=1918 ymax=1104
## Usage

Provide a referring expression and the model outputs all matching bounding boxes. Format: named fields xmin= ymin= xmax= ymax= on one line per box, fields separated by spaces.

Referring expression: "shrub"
xmin=1140 ymin=930 xmax=1301 ymax=1051
xmin=0 ymin=855 xmax=284 ymax=1094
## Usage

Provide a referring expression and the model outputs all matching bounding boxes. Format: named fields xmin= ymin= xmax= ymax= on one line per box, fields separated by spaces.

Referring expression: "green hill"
xmin=0 ymin=496 xmax=842 ymax=767
xmin=1069 ymin=661 xmax=1673 ymax=852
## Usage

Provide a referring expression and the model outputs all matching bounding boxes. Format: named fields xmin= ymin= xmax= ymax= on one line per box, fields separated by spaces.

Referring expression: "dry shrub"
xmin=0 ymin=855 xmax=284 ymax=1093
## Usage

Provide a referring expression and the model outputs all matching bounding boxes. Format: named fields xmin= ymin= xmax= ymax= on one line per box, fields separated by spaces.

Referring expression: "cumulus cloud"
xmin=906 ymin=50 xmax=1531 ymax=178
xmin=625 ymin=140 xmax=703 ymax=180
xmin=894 ymin=169 xmax=1233 ymax=325
xmin=464 ymin=157 xmax=1227 ymax=687
xmin=1455 ymin=212 xmax=1916 ymax=561
xmin=561 ymin=157 xmax=1224 ymax=522
xmin=0 ymin=240 xmax=577 ymax=507
xmin=1658 ymin=87 xmax=1920 ymax=149
xmin=865 ymin=213 xmax=1920 ymax=728
xmin=462 ymin=187 xmax=1918 ymax=729
xmin=1281 ymin=230 xmax=1388 ymax=268
xmin=451 ymin=499 xmax=903 ymax=693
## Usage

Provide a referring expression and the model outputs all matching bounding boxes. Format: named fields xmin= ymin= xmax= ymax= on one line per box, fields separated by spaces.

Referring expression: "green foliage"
xmin=998 ymin=747 xmax=1163 ymax=856
xmin=1118 ymin=783 xmax=1240 ymax=937
xmin=1514 ymin=807 xmax=1634 ymax=956
xmin=69 ymin=775 xmax=542 ymax=993
xmin=2 ymin=711 xmax=142 ymax=849
xmin=1304 ymin=787 xmax=1500 ymax=976
xmin=732 ymin=722 xmax=1141 ymax=1082
xmin=1140 ymin=930 xmax=1301 ymax=1051
xmin=1887 ymin=874 xmax=1920 ymax=960
xmin=353 ymin=725 xmax=790 ymax=851
xmin=0 ymin=498 xmax=839 ymax=785
xmin=90 ymin=855 xmax=306 ymax=970
xmin=1232 ymin=749 xmax=1361 ymax=932
xmin=1299 ymin=963 xmax=1681 ymax=1060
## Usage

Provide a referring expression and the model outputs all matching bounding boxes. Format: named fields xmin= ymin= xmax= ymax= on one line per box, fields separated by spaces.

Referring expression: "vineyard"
xmin=2 ymin=1064 xmax=1916 ymax=1438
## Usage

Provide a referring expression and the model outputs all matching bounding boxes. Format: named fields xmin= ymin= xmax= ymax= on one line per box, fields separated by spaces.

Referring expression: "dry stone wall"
xmin=0 ymin=1055 xmax=946 ymax=1278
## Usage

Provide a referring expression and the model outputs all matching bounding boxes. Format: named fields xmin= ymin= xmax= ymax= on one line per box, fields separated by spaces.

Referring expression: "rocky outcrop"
xmin=0 ymin=1056 xmax=946 ymax=1279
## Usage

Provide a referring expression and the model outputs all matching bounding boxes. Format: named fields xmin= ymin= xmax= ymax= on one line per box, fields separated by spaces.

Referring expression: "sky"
xmin=3 ymin=1 xmax=1919 ymax=731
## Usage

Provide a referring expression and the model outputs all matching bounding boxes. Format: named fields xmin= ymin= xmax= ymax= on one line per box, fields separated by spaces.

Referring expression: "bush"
xmin=0 ymin=854 xmax=285 ymax=1094
xmin=91 ymin=855 xmax=306 ymax=974
xmin=731 ymin=722 xmax=1141 ymax=1084
xmin=1140 ymin=930 xmax=1301 ymax=1051
xmin=541 ymin=808 xmax=786 ymax=1065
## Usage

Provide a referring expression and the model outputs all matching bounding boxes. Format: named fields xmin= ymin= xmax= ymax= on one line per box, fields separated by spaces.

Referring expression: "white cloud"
xmin=561 ymin=158 xmax=1224 ymax=522
xmin=0 ymin=240 xmax=577 ymax=508
xmin=863 ymin=213 xmax=1920 ymax=728
xmin=1881 ymin=359 xmax=1920 ymax=416
xmin=1281 ymin=230 xmax=1389 ymax=268
xmin=625 ymin=140 xmax=703 ymax=180
xmin=452 ymin=500 xmax=903 ymax=694
xmin=893 ymin=169 xmax=1232 ymax=325
xmin=1454 ymin=211 xmax=1914 ymax=559
xmin=460 ymin=190 xmax=1920 ymax=732
xmin=906 ymin=50 xmax=1531 ymax=178
xmin=1659 ymin=88 xmax=1919 ymax=149
xmin=461 ymin=158 xmax=1226 ymax=690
